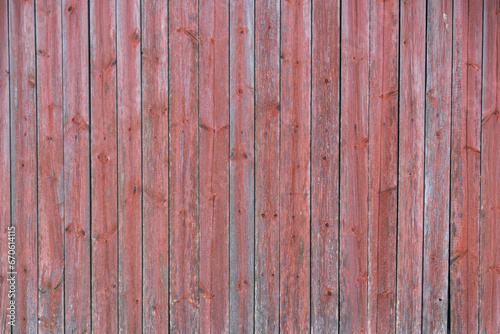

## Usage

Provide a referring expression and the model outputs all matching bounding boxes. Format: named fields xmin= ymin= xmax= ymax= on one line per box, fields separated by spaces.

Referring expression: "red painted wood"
xmin=169 ymin=0 xmax=200 ymax=331
xmin=255 ymin=0 xmax=280 ymax=331
xmin=311 ymin=0 xmax=340 ymax=332
xmin=199 ymin=0 xmax=230 ymax=332
xmin=422 ymin=0 xmax=453 ymax=332
xmin=35 ymin=0 xmax=64 ymax=331
xmin=396 ymin=1 xmax=426 ymax=332
xmin=450 ymin=0 xmax=482 ymax=332
xmin=229 ymin=0 xmax=254 ymax=332
xmin=141 ymin=0 xmax=170 ymax=331
xmin=90 ymin=0 xmax=118 ymax=331
xmin=367 ymin=0 xmax=399 ymax=332
xmin=279 ymin=0 xmax=311 ymax=331
xmin=480 ymin=1 xmax=500 ymax=332
xmin=62 ymin=0 xmax=91 ymax=331
xmin=0 ymin=0 xmax=10 ymax=331
xmin=117 ymin=0 xmax=142 ymax=331
xmin=339 ymin=0 xmax=369 ymax=332
xmin=9 ymin=0 xmax=38 ymax=332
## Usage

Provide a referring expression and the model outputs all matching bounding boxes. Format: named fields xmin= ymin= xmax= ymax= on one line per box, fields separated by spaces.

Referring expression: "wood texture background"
xmin=1 ymin=0 xmax=499 ymax=333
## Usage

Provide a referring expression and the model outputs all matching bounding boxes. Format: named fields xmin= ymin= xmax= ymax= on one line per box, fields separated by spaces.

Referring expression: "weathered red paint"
xmin=450 ymin=0 xmax=482 ymax=332
xmin=311 ymin=0 xmax=340 ymax=332
xmin=199 ymin=0 xmax=230 ymax=332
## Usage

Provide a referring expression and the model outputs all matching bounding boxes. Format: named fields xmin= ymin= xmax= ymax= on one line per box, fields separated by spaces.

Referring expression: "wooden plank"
xmin=450 ymin=0 xmax=482 ymax=332
xmin=0 ymin=0 xmax=10 ymax=331
xmin=117 ymin=0 xmax=142 ymax=332
xmin=62 ymin=0 xmax=91 ymax=331
xmin=90 ymin=0 xmax=118 ymax=331
xmin=339 ymin=0 xmax=369 ymax=332
xmin=199 ymin=0 xmax=230 ymax=332
xmin=279 ymin=0 xmax=311 ymax=331
xmin=479 ymin=1 xmax=500 ymax=332
xmin=396 ymin=1 xmax=426 ymax=332
xmin=169 ymin=0 xmax=199 ymax=331
xmin=311 ymin=0 xmax=340 ymax=332
xmin=367 ymin=0 xmax=399 ymax=332
xmin=141 ymin=0 xmax=170 ymax=331
xmin=229 ymin=0 xmax=254 ymax=332
xmin=255 ymin=0 xmax=280 ymax=331
xmin=422 ymin=0 xmax=453 ymax=331
xmin=35 ymin=0 xmax=64 ymax=331
xmin=9 ymin=0 xmax=38 ymax=331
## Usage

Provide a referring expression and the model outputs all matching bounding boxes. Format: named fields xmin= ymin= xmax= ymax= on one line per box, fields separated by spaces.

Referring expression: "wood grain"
xmin=311 ymin=0 xmax=340 ymax=332
xmin=35 ymin=0 xmax=64 ymax=330
xmin=280 ymin=0 xmax=311 ymax=331
xmin=450 ymin=0 xmax=482 ymax=332
xmin=367 ymin=0 xmax=399 ymax=332
xmin=339 ymin=0 xmax=369 ymax=332
xmin=117 ymin=0 xmax=142 ymax=331
xmin=255 ymin=0 xmax=280 ymax=332
xmin=396 ymin=1 xmax=426 ymax=332
xmin=62 ymin=0 xmax=91 ymax=331
xmin=141 ymin=0 xmax=170 ymax=331
xmin=9 ymin=0 xmax=38 ymax=332
xmin=229 ymin=0 xmax=255 ymax=331
xmin=199 ymin=0 xmax=230 ymax=332
xmin=422 ymin=0 xmax=453 ymax=331
xmin=90 ymin=0 xmax=118 ymax=331
xmin=169 ymin=0 xmax=200 ymax=331
xmin=480 ymin=1 xmax=500 ymax=332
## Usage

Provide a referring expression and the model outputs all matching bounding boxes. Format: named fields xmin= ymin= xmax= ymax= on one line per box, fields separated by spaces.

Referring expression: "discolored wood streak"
xmin=480 ymin=1 xmax=500 ymax=332
xmin=396 ymin=0 xmax=426 ymax=332
xmin=90 ymin=0 xmax=118 ymax=331
xmin=229 ymin=0 xmax=255 ymax=332
xmin=450 ymin=0 xmax=482 ymax=332
xmin=280 ymin=0 xmax=311 ymax=332
xmin=141 ymin=0 xmax=170 ymax=332
xmin=36 ymin=0 xmax=64 ymax=331
xmin=367 ymin=0 xmax=399 ymax=332
xmin=311 ymin=0 xmax=340 ymax=332
xmin=339 ymin=0 xmax=369 ymax=332
xmin=117 ymin=0 xmax=142 ymax=331
xmin=199 ymin=0 xmax=230 ymax=332
xmin=422 ymin=0 xmax=453 ymax=332
xmin=169 ymin=0 xmax=200 ymax=331
xmin=9 ymin=0 xmax=38 ymax=332
xmin=0 ymin=0 xmax=10 ymax=332
xmin=255 ymin=0 xmax=280 ymax=332
xmin=62 ymin=0 xmax=91 ymax=331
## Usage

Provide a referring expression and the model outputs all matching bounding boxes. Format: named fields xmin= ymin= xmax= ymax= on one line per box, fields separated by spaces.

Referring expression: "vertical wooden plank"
xmin=9 ymin=0 xmax=37 ymax=331
xmin=279 ymin=0 xmax=311 ymax=331
xmin=311 ymin=0 xmax=340 ymax=332
xmin=35 ymin=0 xmax=64 ymax=331
xmin=169 ymin=0 xmax=199 ymax=331
xmin=141 ymin=0 xmax=169 ymax=331
xmin=255 ymin=0 xmax=280 ymax=331
xmin=199 ymin=0 xmax=230 ymax=332
xmin=396 ymin=0 xmax=426 ymax=332
xmin=0 ymin=0 xmax=10 ymax=331
xmin=367 ymin=0 xmax=399 ymax=332
xmin=450 ymin=0 xmax=482 ymax=332
xmin=339 ymin=0 xmax=369 ymax=332
xmin=422 ymin=0 xmax=453 ymax=331
xmin=117 ymin=0 xmax=142 ymax=332
xmin=229 ymin=0 xmax=254 ymax=332
xmin=90 ymin=0 xmax=118 ymax=331
xmin=480 ymin=1 xmax=500 ymax=332
xmin=63 ymin=0 xmax=91 ymax=331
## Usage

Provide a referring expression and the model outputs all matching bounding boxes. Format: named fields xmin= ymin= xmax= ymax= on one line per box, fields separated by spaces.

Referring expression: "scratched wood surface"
xmin=1 ymin=0 xmax=499 ymax=333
